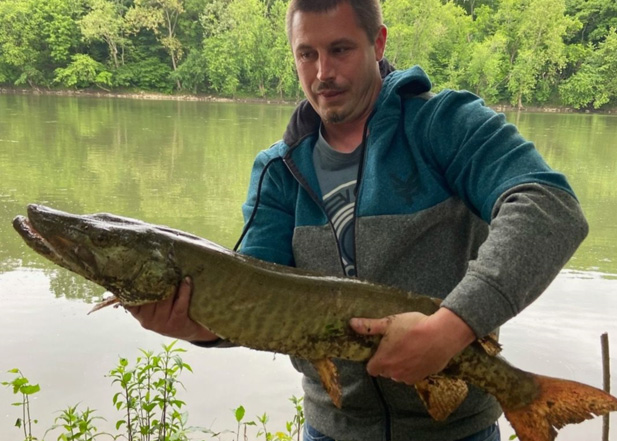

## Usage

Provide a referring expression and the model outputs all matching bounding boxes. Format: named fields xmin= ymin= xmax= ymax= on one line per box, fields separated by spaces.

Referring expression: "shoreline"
xmin=0 ymin=86 xmax=298 ymax=106
xmin=2 ymin=86 xmax=616 ymax=114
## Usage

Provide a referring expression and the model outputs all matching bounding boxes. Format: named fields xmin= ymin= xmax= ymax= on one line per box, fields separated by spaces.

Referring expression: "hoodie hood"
xmin=282 ymin=60 xmax=431 ymax=148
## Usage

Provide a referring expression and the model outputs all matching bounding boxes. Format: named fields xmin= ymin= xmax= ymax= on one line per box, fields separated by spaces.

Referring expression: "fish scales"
xmin=12 ymin=204 xmax=617 ymax=441
xmin=175 ymin=237 xmax=439 ymax=360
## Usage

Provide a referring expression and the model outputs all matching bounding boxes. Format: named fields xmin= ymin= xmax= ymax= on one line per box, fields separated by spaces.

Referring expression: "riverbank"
xmin=0 ymin=86 xmax=297 ymax=106
xmin=2 ymin=86 xmax=616 ymax=114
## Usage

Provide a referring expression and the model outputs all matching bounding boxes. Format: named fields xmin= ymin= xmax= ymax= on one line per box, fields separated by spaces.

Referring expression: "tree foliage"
xmin=0 ymin=0 xmax=615 ymax=108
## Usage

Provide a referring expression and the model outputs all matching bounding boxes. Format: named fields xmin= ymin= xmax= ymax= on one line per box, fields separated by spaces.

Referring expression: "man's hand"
xmin=349 ymin=308 xmax=476 ymax=385
xmin=126 ymin=277 xmax=219 ymax=343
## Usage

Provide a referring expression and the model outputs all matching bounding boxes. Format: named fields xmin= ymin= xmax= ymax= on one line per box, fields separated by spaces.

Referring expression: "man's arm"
xmin=351 ymin=184 xmax=588 ymax=385
xmin=351 ymin=90 xmax=588 ymax=383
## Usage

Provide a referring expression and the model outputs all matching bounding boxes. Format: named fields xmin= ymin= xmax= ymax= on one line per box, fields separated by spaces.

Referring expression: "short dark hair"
xmin=286 ymin=0 xmax=383 ymax=44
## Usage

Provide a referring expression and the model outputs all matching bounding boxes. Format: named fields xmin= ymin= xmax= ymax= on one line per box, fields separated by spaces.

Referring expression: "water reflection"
xmin=2 ymin=95 xmax=617 ymax=440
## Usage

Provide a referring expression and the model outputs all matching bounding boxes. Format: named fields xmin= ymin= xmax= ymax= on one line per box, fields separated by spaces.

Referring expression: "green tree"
xmin=202 ymin=0 xmax=275 ymax=96
xmin=383 ymin=0 xmax=448 ymax=70
xmin=453 ymin=0 xmax=497 ymax=19
xmin=428 ymin=1 xmax=473 ymax=90
xmin=126 ymin=0 xmax=186 ymax=89
xmin=0 ymin=0 xmax=49 ymax=87
xmin=559 ymin=28 xmax=617 ymax=108
xmin=464 ymin=33 xmax=509 ymax=102
xmin=382 ymin=0 xmax=471 ymax=91
xmin=0 ymin=0 xmax=83 ymax=87
xmin=494 ymin=0 xmax=578 ymax=108
xmin=268 ymin=0 xmax=299 ymax=98
xmin=566 ymin=0 xmax=617 ymax=45
xmin=80 ymin=0 xmax=129 ymax=68
xmin=54 ymin=53 xmax=113 ymax=89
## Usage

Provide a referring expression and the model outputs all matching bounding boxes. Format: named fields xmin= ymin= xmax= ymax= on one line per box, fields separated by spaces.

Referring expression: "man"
xmin=128 ymin=1 xmax=588 ymax=440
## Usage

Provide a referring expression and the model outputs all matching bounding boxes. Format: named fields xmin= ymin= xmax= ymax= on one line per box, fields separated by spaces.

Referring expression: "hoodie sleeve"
xmin=420 ymin=91 xmax=589 ymax=336
xmin=441 ymin=183 xmax=588 ymax=336
xmin=237 ymin=146 xmax=297 ymax=266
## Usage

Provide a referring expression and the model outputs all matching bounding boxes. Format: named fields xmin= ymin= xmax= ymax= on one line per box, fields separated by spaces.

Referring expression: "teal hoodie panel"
xmin=356 ymin=69 xmax=574 ymax=222
xmin=240 ymin=65 xmax=575 ymax=265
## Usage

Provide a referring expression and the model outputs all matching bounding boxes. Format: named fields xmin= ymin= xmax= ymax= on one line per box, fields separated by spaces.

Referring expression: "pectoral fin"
xmin=415 ymin=375 xmax=469 ymax=421
xmin=312 ymin=358 xmax=342 ymax=408
xmin=87 ymin=295 xmax=120 ymax=314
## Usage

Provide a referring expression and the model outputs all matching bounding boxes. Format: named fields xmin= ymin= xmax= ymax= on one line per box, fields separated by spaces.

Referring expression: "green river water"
xmin=1 ymin=94 xmax=616 ymax=440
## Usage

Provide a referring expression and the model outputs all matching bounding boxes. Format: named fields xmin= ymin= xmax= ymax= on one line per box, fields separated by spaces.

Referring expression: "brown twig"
xmin=602 ymin=333 xmax=610 ymax=441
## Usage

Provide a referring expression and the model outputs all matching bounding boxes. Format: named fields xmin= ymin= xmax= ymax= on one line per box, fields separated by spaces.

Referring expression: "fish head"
xmin=13 ymin=204 xmax=181 ymax=306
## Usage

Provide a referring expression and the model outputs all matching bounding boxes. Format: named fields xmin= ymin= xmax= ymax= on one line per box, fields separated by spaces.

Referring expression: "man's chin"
xmin=320 ymin=108 xmax=349 ymax=125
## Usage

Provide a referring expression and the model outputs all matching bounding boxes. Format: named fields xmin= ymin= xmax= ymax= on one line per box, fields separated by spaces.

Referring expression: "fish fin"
xmin=504 ymin=374 xmax=617 ymax=441
xmin=312 ymin=359 xmax=342 ymax=408
xmin=87 ymin=296 xmax=120 ymax=314
xmin=478 ymin=334 xmax=502 ymax=356
xmin=415 ymin=375 xmax=469 ymax=421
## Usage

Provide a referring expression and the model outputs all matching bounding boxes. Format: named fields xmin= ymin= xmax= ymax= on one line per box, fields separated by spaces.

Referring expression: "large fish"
xmin=13 ymin=204 xmax=617 ymax=441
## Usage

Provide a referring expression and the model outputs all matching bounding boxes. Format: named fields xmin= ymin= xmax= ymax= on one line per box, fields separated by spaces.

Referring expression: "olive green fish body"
xmin=13 ymin=204 xmax=617 ymax=441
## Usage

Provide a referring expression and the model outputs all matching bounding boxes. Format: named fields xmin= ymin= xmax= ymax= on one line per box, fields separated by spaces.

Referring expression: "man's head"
xmin=286 ymin=0 xmax=387 ymax=128
xmin=286 ymin=0 xmax=383 ymax=45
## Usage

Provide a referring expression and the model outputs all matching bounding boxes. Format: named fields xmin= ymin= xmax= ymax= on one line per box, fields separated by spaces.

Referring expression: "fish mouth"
xmin=13 ymin=205 xmax=95 ymax=273
xmin=13 ymin=213 xmax=63 ymax=264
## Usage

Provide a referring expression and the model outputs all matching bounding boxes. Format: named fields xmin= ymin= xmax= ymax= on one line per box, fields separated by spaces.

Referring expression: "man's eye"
xmin=299 ymin=51 xmax=313 ymax=60
xmin=333 ymin=47 xmax=350 ymax=55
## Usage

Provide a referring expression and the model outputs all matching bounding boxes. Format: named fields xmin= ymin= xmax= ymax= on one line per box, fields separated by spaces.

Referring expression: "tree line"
xmin=0 ymin=0 xmax=616 ymax=109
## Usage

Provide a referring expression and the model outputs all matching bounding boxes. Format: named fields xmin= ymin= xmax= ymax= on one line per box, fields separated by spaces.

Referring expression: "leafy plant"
xmin=3 ymin=344 xmax=306 ymax=441
xmin=1 ymin=368 xmax=41 ymax=441
xmin=233 ymin=405 xmax=255 ymax=441
xmin=108 ymin=340 xmax=193 ymax=441
xmin=53 ymin=54 xmax=113 ymax=90
xmin=44 ymin=404 xmax=109 ymax=441
xmin=223 ymin=396 xmax=305 ymax=441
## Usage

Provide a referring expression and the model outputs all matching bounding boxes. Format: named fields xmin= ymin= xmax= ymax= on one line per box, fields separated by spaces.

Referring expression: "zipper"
xmin=284 ymin=113 xmax=393 ymax=440
xmin=354 ymin=111 xmax=392 ymax=441
xmin=282 ymin=154 xmax=348 ymax=275
xmin=352 ymin=109 xmax=374 ymax=277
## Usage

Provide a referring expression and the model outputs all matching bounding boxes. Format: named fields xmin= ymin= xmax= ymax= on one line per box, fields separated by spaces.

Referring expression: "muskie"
xmin=13 ymin=204 xmax=617 ymax=441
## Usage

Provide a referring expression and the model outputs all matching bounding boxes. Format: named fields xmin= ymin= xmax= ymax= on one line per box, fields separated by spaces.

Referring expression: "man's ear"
xmin=374 ymin=25 xmax=388 ymax=61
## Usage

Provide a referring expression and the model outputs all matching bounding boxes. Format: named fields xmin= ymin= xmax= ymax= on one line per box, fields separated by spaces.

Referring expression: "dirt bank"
xmin=2 ymin=86 xmax=615 ymax=113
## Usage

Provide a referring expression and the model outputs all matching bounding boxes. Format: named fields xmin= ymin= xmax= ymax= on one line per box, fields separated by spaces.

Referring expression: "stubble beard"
xmin=322 ymin=108 xmax=347 ymax=124
xmin=313 ymin=81 xmax=350 ymax=124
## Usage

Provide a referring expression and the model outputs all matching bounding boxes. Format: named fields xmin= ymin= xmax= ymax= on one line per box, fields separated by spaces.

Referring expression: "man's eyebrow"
xmin=294 ymin=38 xmax=357 ymax=52
xmin=294 ymin=43 xmax=314 ymax=52
xmin=329 ymin=38 xmax=357 ymax=47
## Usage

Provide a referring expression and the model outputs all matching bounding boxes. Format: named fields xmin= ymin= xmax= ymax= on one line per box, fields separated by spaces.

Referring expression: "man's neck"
xmin=321 ymin=118 xmax=369 ymax=153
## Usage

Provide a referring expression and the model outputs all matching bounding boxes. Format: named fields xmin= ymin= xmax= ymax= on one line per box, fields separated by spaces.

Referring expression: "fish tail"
xmin=503 ymin=374 xmax=617 ymax=441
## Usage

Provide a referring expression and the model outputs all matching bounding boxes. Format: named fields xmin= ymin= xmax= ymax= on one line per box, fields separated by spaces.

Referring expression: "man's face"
xmin=289 ymin=2 xmax=386 ymax=126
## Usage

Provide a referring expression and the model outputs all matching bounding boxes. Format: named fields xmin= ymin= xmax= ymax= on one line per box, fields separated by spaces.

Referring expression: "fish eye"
xmin=91 ymin=231 xmax=110 ymax=246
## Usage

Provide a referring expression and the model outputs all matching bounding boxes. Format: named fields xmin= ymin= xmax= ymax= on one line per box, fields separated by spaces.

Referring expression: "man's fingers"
xmin=349 ymin=317 xmax=391 ymax=336
xmin=171 ymin=277 xmax=193 ymax=317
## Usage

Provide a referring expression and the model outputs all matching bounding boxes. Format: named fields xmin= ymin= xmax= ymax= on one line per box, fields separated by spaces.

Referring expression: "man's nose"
xmin=316 ymin=54 xmax=335 ymax=82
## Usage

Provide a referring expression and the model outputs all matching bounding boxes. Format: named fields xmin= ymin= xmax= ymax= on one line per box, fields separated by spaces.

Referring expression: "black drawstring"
xmin=233 ymin=157 xmax=284 ymax=252
xmin=354 ymin=109 xmax=376 ymax=197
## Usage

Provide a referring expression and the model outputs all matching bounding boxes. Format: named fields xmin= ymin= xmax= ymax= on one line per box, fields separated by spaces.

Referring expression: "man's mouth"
xmin=315 ymin=81 xmax=346 ymax=98
xmin=318 ymin=89 xmax=345 ymax=100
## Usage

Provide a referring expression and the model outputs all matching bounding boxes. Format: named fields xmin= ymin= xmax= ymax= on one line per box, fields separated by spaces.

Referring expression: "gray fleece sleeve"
xmin=441 ymin=183 xmax=588 ymax=337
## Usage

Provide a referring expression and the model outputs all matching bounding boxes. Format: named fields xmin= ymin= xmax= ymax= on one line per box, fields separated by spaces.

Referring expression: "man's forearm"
xmin=442 ymin=183 xmax=588 ymax=337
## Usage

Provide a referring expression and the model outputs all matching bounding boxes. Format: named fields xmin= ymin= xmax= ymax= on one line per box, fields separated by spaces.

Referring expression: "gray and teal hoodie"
xmin=237 ymin=65 xmax=588 ymax=441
